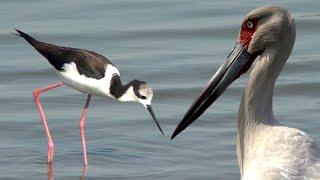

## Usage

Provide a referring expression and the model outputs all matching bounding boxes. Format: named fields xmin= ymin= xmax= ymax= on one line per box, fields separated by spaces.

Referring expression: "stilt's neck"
xmin=109 ymin=75 xmax=144 ymax=102
xmin=109 ymin=74 xmax=133 ymax=101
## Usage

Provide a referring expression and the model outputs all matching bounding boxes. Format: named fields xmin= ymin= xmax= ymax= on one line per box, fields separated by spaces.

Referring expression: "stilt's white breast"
xmin=56 ymin=62 xmax=120 ymax=97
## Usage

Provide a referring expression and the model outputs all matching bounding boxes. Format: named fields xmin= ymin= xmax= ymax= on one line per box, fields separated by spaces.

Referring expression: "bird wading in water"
xmin=15 ymin=29 xmax=164 ymax=165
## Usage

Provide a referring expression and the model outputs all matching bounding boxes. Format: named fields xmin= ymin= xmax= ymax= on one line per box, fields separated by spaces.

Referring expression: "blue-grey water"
xmin=1 ymin=1 xmax=320 ymax=179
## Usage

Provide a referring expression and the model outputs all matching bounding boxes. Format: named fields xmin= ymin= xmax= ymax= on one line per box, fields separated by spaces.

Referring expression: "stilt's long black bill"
xmin=171 ymin=43 xmax=256 ymax=139
xmin=147 ymin=105 xmax=164 ymax=135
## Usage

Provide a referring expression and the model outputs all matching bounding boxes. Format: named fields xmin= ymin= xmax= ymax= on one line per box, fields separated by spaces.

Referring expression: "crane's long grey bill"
xmin=171 ymin=43 xmax=255 ymax=139
xmin=147 ymin=105 xmax=164 ymax=135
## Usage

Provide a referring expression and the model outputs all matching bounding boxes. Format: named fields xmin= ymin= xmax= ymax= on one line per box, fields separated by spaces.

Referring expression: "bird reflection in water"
xmin=47 ymin=164 xmax=87 ymax=180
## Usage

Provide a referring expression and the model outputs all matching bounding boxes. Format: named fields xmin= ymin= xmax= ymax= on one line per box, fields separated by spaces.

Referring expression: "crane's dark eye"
xmin=141 ymin=95 xmax=147 ymax=99
xmin=247 ymin=20 xmax=254 ymax=29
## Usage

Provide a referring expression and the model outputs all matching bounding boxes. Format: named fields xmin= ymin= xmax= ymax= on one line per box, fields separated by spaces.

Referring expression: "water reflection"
xmin=80 ymin=165 xmax=88 ymax=180
xmin=47 ymin=164 xmax=88 ymax=180
xmin=47 ymin=164 xmax=54 ymax=180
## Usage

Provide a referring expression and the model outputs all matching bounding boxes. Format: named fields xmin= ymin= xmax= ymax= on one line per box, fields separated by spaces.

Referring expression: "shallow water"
xmin=1 ymin=0 xmax=320 ymax=179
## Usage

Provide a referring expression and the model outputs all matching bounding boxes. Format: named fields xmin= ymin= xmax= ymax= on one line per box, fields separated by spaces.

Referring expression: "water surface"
xmin=1 ymin=0 xmax=320 ymax=179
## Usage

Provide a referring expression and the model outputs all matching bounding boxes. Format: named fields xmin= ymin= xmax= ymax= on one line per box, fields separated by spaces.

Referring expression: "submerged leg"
xmin=79 ymin=94 xmax=92 ymax=165
xmin=33 ymin=82 xmax=64 ymax=163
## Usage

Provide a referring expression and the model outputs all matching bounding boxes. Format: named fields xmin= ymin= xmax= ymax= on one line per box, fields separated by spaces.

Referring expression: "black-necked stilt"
xmin=15 ymin=29 xmax=164 ymax=165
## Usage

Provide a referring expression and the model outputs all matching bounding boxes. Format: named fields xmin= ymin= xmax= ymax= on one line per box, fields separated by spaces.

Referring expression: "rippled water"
xmin=1 ymin=0 xmax=320 ymax=179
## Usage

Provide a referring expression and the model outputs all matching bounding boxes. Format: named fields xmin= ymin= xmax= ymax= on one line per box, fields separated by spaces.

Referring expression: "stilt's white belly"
xmin=56 ymin=62 xmax=119 ymax=97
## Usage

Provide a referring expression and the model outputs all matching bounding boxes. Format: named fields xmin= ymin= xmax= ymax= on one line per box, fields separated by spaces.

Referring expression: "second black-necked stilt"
xmin=15 ymin=29 xmax=164 ymax=165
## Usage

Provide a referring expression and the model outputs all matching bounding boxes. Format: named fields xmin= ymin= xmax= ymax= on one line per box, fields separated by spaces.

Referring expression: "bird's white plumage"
xmin=118 ymin=86 xmax=135 ymax=102
xmin=239 ymin=125 xmax=320 ymax=180
xmin=56 ymin=62 xmax=120 ymax=98
xmin=235 ymin=6 xmax=320 ymax=179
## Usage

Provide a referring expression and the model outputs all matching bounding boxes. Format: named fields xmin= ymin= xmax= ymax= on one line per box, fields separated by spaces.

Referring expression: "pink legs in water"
xmin=33 ymin=82 xmax=92 ymax=165
xmin=47 ymin=163 xmax=88 ymax=180
xmin=79 ymin=94 xmax=91 ymax=165
xmin=33 ymin=82 xmax=64 ymax=163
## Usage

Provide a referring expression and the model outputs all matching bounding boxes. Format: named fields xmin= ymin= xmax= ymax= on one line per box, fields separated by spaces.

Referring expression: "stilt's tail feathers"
xmin=14 ymin=28 xmax=37 ymax=46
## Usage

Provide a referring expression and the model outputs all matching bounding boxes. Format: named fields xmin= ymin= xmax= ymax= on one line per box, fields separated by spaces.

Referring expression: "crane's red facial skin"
xmin=239 ymin=18 xmax=259 ymax=47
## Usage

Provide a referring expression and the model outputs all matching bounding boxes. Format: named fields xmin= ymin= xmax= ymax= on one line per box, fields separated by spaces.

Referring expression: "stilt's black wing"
xmin=15 ymin=29 xmax=113 ymax=79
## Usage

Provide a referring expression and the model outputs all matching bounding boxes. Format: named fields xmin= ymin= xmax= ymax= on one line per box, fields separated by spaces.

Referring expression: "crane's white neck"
xmin=239 ymin=50 xmax=280 ymax=126
xmin=236 ymin=46 xmax=291 ymax=175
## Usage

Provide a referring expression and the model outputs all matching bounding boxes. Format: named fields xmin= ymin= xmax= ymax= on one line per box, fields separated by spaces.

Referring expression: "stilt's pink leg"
xmin=33 ymin=82 xmax=64 ymax=163
xmin=79 ymin=94 xmax=92 ymax=165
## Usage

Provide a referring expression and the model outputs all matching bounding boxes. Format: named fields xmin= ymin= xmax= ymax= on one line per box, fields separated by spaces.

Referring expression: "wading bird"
xmin=15 ymin=29 xmax=164 ymax=165
xmin=171 ymin=6 xmax=320 ymax=179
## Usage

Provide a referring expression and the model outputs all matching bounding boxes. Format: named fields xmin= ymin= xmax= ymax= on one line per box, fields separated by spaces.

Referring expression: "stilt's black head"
xmin=109 ymin=74 xmax=163 ymax=134
xmin=129 ymin=80 xmax=153 ymax=102
xmin=131 ymin=80 xmax=164 ymax=135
